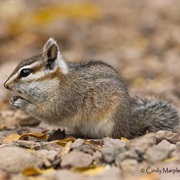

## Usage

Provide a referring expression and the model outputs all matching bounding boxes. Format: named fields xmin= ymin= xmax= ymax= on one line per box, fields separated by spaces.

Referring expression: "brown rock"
xmin=155 ymin=131 xmax=180 ymax=144
xmin=102 ymin=137 xmax=126 ymax=147
xmin=0 ymin=147 xmax=42 ymax=173
xmin=42 ymin=141 xmax=62 ymax=151
xmin=126 ymin=133 xmax=156 ymax=153
xmin=61 ymin=151 xmax=93 ymax=168
xmin=33 ymin=149 xmax=58 ymax=168
xmin=72 ymin=138 xmax=84 ymax=148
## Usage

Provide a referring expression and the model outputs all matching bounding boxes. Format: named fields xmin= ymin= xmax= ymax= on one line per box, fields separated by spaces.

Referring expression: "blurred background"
xmin=0 ymin=0 xmax=180 ymax=108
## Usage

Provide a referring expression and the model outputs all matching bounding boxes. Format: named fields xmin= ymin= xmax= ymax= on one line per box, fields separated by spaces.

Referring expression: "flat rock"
xmin=61 ymin=150 xmax=93 ymax=168
xmin=0 ymin=147 xmax=42 ymax=173
xmin=157 ymin=139 xmax=176 ymax=151
xmin=146 ymin=145 xmax=170 ymax=163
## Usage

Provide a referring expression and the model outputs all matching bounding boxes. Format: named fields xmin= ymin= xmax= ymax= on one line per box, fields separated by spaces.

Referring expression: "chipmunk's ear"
xmin=42 ymin=38 xmax=68 ymax=74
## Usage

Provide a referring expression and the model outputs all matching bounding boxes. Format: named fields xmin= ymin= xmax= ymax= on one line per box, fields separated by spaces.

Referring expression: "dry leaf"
xmin=22 ymin=167 xmax=55 ymax=176
xmin=3 ymin=133 xmax=20 ymax=143
xmin=164 ymin=156 xmax=179 ymax=163
xmin=57 ymin=141 xmax=72 ymax=158
xmin=55 ymin=137 xmax=76 ymax=147
xmin=19 ymin=132 xmax=48 ymax=141
xmin=121 ymin=137 xmax=129 ymax=142
xmin=71 ymin=165 xmax=105 ymax=176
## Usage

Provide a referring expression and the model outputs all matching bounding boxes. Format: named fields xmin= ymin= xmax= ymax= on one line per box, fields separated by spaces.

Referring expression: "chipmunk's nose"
xmin=4 ymin=81 xmax=10 ymax=90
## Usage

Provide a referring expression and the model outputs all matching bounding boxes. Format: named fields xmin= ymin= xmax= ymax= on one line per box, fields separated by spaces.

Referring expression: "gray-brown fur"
xmin=129 ymin=97 xmax=180 ymax=138
xmin=4 ymin=38 xmax=180 ymax=139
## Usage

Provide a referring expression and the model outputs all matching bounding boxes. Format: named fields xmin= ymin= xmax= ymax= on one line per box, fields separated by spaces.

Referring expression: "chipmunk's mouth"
xmin=12 ymin=91 xmax=29 ymax=101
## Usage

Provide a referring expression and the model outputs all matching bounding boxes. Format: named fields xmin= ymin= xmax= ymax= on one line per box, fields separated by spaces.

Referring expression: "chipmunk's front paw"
xmin=10 ymin=96 xmax=29 ymax=110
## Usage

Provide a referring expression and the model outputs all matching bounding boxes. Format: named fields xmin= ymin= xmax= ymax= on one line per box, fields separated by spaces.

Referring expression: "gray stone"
xmin=157 ymin=139 xmax=176 ymax=151
xmin=102 ymin=146 xmax=125 ymax=163
xmin=115 ymin=149 xmax=140 ymax=166
xmin=146 ymin=145 xmax=170 ymax=163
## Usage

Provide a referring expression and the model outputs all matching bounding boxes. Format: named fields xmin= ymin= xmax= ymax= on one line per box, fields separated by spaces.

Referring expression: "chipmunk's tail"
xmin=129 ymin=96 xmax=180 ymax=137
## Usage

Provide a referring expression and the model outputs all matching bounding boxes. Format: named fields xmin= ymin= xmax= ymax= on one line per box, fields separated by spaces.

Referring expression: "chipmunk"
xmin=4 ymin=38 xmax=180 ymax=139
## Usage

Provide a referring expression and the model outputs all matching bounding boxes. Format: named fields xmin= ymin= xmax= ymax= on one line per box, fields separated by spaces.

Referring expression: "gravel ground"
xmin=0 ymin=1 xmax=180 ymax=179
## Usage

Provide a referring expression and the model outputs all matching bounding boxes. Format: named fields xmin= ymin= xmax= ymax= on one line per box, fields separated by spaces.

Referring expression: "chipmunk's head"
xmin=4 ymin=38 xmax=68 ymax=103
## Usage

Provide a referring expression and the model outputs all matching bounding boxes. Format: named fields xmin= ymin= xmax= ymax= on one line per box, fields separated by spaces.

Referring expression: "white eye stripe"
xmin=6 ymin=51 xmax=68 ymax=85
xmin=6 ymin=61 xmax=42 ymax=84
xmin=20 ymin=67 xmax=59 ymax=81
xmin=24 ymin=71 xmax=45 ymax=81
xmin=18 ymin=61 xmax=42 ymax=74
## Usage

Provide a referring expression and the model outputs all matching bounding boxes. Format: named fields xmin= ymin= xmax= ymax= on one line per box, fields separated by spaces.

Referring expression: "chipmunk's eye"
xmin=19 ymin=68 xmax=32 ymax=77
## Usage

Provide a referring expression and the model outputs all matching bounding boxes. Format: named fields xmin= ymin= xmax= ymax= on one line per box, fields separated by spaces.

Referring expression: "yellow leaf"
xmin=22 ymin=167 xmax=55 ymax=176
xmin=55 ymin=137 xmax=76 ymax=147
xmin=164 ymin=156 xmax=179 ymax=163
xmin=19 ymin=132 xmax=48 ymax=141
xmin=71 ymin=165 xmax=105 ymax=176
xmin=121 ymin=137 xmax=129 ymax=142
xmin=3 ymin=133 xmax=20 ymax=143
